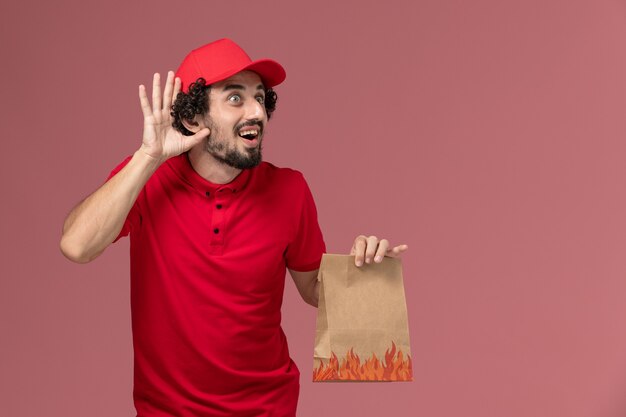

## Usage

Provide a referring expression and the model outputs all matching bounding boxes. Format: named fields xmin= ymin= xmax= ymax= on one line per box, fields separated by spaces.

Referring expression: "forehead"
xmin=212 ymin=70 xmax=264 ymax=90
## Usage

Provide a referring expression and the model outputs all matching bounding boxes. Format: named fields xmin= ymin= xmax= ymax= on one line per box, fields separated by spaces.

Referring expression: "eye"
xmin=256 ymin=96 xmax=265 ymax=104
xmin=228 ymin=94 xmax=241 ymax=103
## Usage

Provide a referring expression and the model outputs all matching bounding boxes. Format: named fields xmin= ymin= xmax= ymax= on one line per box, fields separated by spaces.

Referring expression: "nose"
xmin=244 ymin=98 xmax=266 ymax=121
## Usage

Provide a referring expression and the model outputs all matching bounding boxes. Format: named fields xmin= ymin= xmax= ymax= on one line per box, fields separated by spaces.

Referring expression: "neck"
xmin=187 ymin=147 xmax=242 ymax=184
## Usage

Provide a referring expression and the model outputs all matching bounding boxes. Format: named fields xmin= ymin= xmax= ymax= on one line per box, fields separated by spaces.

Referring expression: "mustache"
xmin=234 ymin=119 xmax=264 ymax=135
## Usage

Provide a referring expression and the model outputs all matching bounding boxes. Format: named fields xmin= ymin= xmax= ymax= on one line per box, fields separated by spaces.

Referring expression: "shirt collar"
xmin=168 ymin=152 xmax=252 ymax=195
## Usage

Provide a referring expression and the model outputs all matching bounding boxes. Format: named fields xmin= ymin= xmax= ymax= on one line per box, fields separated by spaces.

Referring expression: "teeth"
xmin=239 ymin=129 xmax=258 ymax=136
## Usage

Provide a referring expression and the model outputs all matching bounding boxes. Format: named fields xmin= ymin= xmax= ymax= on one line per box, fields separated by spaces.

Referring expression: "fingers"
xmin=152 ymin=73 xmax=162 ymax=114
xmin=173 ymin=76 xmax=181 ymax=101
xmin=364 ymin=235 xmax=379 ymax=264
xmin=352 ymin=235 xmax=381 ymax=266
xmin=374 ymin=239 xmax=389 ymax=262
xmin=352 ymin=235 xmax=367 ymax=266
xmin=351 ymin=235 xmax=408 ymax=267
xmin=162 ymin=71 xmax=174 ymax=111
xmin=138 ymin=85 xmax=152 ymax=119
xmin=140 ymin=71 xmax=177 ymax=120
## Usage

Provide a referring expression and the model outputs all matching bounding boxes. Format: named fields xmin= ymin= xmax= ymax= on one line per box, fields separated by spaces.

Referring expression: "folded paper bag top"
xmin=313 ymin=254 xmax=413 ymax=382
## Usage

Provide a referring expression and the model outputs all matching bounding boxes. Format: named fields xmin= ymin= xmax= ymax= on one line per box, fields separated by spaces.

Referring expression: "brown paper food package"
xmin=313 ymin=254 xmax=413 ymax=382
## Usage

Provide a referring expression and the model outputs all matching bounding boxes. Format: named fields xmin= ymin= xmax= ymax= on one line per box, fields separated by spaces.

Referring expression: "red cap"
xmin=175 ymin=38 xmax=286 ymax=92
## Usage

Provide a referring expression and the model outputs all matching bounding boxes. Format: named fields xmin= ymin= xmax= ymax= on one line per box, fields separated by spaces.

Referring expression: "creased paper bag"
xmin=313 ymin=254 xmax=413 ymax=382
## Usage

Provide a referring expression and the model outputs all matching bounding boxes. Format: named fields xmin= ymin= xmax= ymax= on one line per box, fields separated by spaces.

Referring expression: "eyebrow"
xmin=221 ymin=84 xmax=265 ymax=92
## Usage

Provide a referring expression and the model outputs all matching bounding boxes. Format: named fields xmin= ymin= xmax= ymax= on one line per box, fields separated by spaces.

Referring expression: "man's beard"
xmin=204 ymin=119 xmax=263 ymax=170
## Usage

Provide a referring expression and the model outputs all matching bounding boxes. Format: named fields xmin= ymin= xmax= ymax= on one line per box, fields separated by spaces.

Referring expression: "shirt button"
xmin=213 ymin=228 xmax=220 ymax=234
xmin=205 ymin=191 xmax=210 ymax=197
xmin=216 ymin=204 xmax=222 ymax=209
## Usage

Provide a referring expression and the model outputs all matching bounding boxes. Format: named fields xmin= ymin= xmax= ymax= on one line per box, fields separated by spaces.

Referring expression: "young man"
xmin=60 ymin=38 xmax=407 ymax=417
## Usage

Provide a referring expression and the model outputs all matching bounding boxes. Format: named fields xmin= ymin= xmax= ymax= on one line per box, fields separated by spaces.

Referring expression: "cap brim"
xmin=240 ymin=59 xmax=286 ymax=88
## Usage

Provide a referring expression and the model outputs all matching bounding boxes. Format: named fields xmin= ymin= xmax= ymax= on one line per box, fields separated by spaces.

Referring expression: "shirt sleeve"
xmin=285 ymin=172 xmax=326 ymax=271
xmin=104 ymin=155 xmax=142 ymax=243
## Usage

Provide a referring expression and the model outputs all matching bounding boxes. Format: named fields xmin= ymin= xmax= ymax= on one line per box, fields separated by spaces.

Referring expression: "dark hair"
xmin=171 ymin=77 xmax=278 ymax=136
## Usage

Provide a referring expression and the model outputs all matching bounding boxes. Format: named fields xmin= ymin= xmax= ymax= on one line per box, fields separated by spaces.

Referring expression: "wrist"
xmin=134 ymin=146 xmax=165 ymax=171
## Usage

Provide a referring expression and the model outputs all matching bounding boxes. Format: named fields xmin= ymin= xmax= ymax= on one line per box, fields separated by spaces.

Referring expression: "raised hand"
xmin=138 ymin=71 xmax=209 ymax=163
xmin=350 ymin=235 xmax=408 ymax=267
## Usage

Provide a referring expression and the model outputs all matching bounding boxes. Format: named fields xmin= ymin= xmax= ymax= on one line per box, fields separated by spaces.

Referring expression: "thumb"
xmin=183 ymin=128 xmax=210 ymax=152
xmin=385 ymin=244 xmax=408 ymax=258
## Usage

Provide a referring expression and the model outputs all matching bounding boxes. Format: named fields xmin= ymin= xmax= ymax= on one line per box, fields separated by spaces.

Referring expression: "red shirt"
xmin=106 ymin=153 xmax=326 ymax=417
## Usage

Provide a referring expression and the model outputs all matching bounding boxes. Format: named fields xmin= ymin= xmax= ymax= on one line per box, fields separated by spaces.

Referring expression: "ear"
xmin=181 ymin=115 xmax=210 ymax=135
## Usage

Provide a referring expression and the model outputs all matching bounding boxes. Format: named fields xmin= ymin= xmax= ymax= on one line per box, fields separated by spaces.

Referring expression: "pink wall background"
xmin=2 ymin=0 xmax=626 ymax=416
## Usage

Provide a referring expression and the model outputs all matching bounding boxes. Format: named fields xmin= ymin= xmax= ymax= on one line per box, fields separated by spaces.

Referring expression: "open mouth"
xmin=238 ymin=127 xmax=260 ymax=141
